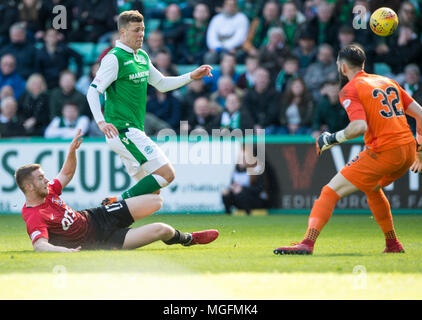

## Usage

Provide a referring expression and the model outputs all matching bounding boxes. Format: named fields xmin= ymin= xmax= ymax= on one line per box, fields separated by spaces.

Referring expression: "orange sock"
xmin=304 ymin=185 xmax=340 ymax=243
xmin=366 ymin=189 xmax=396 ymax=239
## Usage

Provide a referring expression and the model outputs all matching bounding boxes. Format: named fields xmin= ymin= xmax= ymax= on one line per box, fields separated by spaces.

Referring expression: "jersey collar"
xmin=115 ymin=40 xmax=139 ymax=54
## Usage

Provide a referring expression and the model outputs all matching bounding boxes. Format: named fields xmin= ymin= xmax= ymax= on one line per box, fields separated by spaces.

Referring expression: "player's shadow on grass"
xmin=315 ymin=253 xmax=369 ymax=257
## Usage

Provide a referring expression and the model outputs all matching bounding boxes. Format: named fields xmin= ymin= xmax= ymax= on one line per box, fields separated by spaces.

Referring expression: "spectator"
xmin=238 ymin=0 xmax=266 ymax=21
xmin=35 ymin=28 xmax=83 ymax=89
xmin=311 ymin=80 xmax=348 ymax=138
xmin=158 ymin=3 xmax=186 ymax=62
xmin=242 ymin=1 xmax=281 ymax=57
xmin=153 ymin=50 xmax=178 ymax=77
xmin=146 ymin=90 xmax=181 ymax=131
xmin=96 ymin=31 xmax=120 ymax=63
xmin=44 ymin=101 xmax=90 ymax=138
xmin=203 ymin=52 xmax=240 ymax=93
xmin=304 ymin=0 xmax=338 ymax=47
xmin=69 ymin=0 xmax=117 ymax=42
xmin=49 ymin=70 xmax=90 ymax=120
xmin=0 ymin=54 xmax=26 ymax=99
xmin=258 ymin=27 xmax=291 ymax=81
xmin=401 ymin=64 xmax=422 ymax=134
xmin=38 ymin=0 xmax=75 ymax=40
xmin=292 ymin=31 xmax=317 ymax=76
xmin=274 ymin=55 xmax=300 ymax=93
xmin=222 ymin=146 xmax=269 ymax=215
xmin=212 ymin=92 xmax=254 ymax=131
xmin=351 ymin=0 xmax=377 ymax=52
xmin=0 ymin=22 xmax=36 ymax=79
xmin=236 ymin=54 xmax=259 ymax=90
xmin=210 ymin=76 xmax=243 ymax=111
xmin=76 ymin=62 xmax=100 ymax=96
xmin=205 ymin=0 xmax=250 ymax=64
xmin=18 ymin=0 xmax=44 ymax=41
xmin=17 ymin=73 xmax=50 ymax=136
xmin=375 ymin=24 xmax=422 ymax=75
xmin=0 ymin=85 xmax=14 ymax=100
xmin=182 ymin=96 xmax=219 ymax=134
xmin=180 ymin=79 xmax=210 ymax=121
xmin=0 ymin=96 xmax=25 ymax=138
xmin=181 ymin=3 xmax=210 ymax=65
xmin=304 ymin=43 xmax=337 ymax=100
xmin=335 ymin=25 xmax=356 ymax=53
xmin=142 ymin=30 xmax=170 ymax=63
xmin=270 ymin=77 xmax=314 ymax=135
xmin=398 ymin=1 xmax=422 ymax=37
xmin=280 ymin=0 xmax=307 ymax=49
xmin=0 ymin=1 xmax=19 ymax=47
xmin=243 ymin=68 xmax=280 ymax=131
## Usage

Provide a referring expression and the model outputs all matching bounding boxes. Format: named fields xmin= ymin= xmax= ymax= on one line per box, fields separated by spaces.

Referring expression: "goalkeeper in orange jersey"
xmin=274 ymin=44 xmax=422 ymax=255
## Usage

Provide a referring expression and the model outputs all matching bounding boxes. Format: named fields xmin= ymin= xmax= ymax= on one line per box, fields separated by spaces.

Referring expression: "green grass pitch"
xmin=1 ymin=213 xmax=421 ymax=299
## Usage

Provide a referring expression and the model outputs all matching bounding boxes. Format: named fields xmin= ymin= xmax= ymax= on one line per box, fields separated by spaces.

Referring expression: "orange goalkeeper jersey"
xmin=339 ymin=70 xmax=415 ymax=152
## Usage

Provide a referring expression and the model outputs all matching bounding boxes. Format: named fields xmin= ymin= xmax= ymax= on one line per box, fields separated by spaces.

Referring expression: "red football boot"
xmin=274 ymin=240 xmax=314 ymax=255
xmin=383 ymin=239 xmax=405 ymax=253
xmin=184 ymin=229 xmax=219 ymax=246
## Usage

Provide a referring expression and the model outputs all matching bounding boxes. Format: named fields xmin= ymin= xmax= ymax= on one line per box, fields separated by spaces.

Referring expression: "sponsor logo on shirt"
xmin=124 ymin=60 xmax=134 ymax=66
xmin=129 ymin=71 xmax=149 ymax=81
xmin=144 ymin=146 xmax=153 ymax=155
xmin=342 ymin=99 xmax=351 ymax=109
xmin=52 ymin=196 xmax=63 ymax=207
xmin=30 ymin=230 xmax=41 ymax=241
xmin=121 ymin=137 xmax=130 ymax=145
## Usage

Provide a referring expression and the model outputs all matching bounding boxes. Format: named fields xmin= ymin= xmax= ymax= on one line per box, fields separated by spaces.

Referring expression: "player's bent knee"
xmin=153 ymin=222 xmax=173 ymax=238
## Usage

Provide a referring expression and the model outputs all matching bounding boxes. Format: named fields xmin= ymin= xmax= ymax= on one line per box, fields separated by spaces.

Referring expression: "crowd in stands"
xmin=1 ymin=0 xmax=422 ymax=139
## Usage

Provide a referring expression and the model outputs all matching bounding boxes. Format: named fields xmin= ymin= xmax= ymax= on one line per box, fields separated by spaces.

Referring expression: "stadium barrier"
xmin=0 ymin=136 xmax=421 ymax=214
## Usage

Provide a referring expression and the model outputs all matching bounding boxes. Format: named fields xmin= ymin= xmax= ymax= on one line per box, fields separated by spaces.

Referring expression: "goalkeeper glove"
xmin=316 ymin=131 xmax=347 ymax=155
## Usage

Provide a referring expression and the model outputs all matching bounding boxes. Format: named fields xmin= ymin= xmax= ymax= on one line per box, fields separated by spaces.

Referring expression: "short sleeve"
xmin=91 ymin=54 xmax=118 ymax=94
xmin=339 ymin=84 xmax=367 ymax=122
xmin=399 ymin=87 xmax=415 ymax=111
xmin=26 ymin=216 xmax=49 ymax=244
xmin=48 ymin=179 xmax=63 ymax=196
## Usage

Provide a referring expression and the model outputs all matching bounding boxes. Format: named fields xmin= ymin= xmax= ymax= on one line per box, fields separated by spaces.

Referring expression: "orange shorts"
xmin=341 ymin=141 xmax=416 ymax=193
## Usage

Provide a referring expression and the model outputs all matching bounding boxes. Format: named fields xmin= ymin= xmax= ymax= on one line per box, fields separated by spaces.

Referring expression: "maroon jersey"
xmin=21 ymin=179 xmax=93 ymax=248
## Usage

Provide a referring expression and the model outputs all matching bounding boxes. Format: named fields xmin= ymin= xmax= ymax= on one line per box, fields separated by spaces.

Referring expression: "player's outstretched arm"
xmin=33 ymin=238 xmax=81 ymax=252
xmin=405 ymin=101 xmax=422 ymax=173
xmin=316 ymin=120 xmax=367 ymax=155
xmin=55 ymin=129 xmax=83 ymax=188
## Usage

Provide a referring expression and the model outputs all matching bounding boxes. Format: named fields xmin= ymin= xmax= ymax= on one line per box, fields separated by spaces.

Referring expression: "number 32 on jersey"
xmin=372 ymin=86 xmax=405 ymax=118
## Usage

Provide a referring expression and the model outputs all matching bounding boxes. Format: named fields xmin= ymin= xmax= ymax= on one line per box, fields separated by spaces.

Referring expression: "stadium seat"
xmin=69 ymin=42 xmax=96 ymax=65
xmin=374 ymin=63 xmax=393 ymax=77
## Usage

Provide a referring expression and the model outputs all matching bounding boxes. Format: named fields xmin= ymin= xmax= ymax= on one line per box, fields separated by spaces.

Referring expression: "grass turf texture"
xmin=1 ymin=214 xmax=421 ymax=299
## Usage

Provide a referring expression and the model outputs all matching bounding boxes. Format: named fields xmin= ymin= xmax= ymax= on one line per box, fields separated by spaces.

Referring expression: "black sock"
xmin=163 ymin=230 xmax=192 ymax=245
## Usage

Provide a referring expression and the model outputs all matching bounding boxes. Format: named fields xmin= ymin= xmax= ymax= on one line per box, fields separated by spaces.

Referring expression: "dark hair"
xmin=118 ymin=10 xmax=144 ymax=30
xmin=338 ymin=44 xmax=366 ymax=68
xmin=15 ymin=164 xmax=40 ymax=193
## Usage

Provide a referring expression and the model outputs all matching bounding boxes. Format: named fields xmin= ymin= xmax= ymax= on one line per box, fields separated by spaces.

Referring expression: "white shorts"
xmin=106 ymin=127 xmax=169 ymax=180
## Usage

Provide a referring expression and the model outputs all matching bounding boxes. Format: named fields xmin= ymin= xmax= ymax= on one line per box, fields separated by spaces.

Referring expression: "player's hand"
xmin=316 ymin=132 xmax=338 ymax=155
xmin=410 ymin=152 xmax=422 ymax=173
xmin=190 ymin=65 xmax=213 ymax=80
xmin=69 ymin=129 xmax=83 ymax=152
xmin=98 ymin=121 xmax=119 ymax=139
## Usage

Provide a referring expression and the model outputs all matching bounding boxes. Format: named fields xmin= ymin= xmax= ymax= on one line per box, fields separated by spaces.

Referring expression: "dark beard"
xmin=339 ymin=73 xmax=349 ymax=89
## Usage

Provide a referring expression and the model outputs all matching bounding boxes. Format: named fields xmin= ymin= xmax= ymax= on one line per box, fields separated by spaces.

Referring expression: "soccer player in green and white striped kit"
xmin=87 ymin=10 xmax=213 ymax=205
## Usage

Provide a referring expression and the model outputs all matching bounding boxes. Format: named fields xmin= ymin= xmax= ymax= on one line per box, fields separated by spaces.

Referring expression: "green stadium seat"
xmin=69 ymin=42 xmax=96 ymax=65
xmin=374 ymin=63 xmax=392 ymax=76
xmin=94 ymin=43 xmax=110 ymax=61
